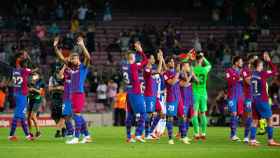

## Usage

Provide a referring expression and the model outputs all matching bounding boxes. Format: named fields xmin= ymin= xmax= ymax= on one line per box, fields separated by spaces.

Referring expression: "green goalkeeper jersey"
xmin=192 ymin=58 xmax=211 ymax=95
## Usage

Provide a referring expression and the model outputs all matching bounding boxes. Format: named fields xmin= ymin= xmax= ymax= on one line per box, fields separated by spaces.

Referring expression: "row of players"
xmin=122 ymin=42 xmax=280 ymax=146
xmin=2 ymin=37 xmax=280 ymax=146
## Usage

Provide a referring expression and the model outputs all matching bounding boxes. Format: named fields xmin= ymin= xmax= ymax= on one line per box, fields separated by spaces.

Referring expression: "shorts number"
xmin=123 ymin=72 xmax=130 ymax=84
xmin=168 ymin=105 xmax=175 ymax=112
xmin=12 ymin=76 xmax=23 ymax=87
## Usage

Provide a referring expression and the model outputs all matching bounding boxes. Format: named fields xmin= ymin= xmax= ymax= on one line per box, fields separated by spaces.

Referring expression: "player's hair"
xmin=165 ymin=56 xmax=174 ymax=64
xmin=196 ymin=54 xmax=203 ymax=61
xmin=70 ymin=52 xmax=79 ymax=58
xmin=253 ymin=59 xmax=263 ymax=69
xmin=232 ymin=56 xmax=242 ymax=65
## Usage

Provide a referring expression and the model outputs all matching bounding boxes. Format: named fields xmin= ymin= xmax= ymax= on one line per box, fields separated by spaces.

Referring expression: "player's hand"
xmin=176 ymin=64 xmax=181 ymax=73
xmin=53 ymin=37 xmax=60 ymax=47
xmin=77 ymin=36 xmax=85 ymax=47
xmin=134 ymin=41 xmax=143 ymax=52
xmin=199 ymin=52 xmax=204 ymax=57
xmin=263 ymin=51 xmax=271 ymax=62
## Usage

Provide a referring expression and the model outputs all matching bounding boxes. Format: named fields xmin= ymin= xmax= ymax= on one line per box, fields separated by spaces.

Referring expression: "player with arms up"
xmin=249 ymin=52 xmax=280 ymax=146
xmin=54 ymin=36 xmax=92 ymax=144
xmin=122 ymin=41 xmax=148 ymax=143
xmin=192 ymin=53 xmax=211 ymax=141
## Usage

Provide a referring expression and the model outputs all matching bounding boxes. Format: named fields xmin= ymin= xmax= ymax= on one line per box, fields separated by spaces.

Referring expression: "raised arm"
xmin=53 ymin=37 xmax=66 ymax=63
xmin=157 ymin=49 xmax=164 ymax=73
xmin=203 ymin=57 xmax=212 ymax=73
xmin=134 ymin=42 xmax=148 ymax=69
xmin=263 ymin=52 xmax=278 ymax=77
xmin=77 ymin=36 xmax=91 ymax=66
xmin=58 ymin=64 xmax=67 ymax=79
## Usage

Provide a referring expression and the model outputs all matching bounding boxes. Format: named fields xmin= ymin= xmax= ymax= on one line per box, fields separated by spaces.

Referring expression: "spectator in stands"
xmin=247 ymin=3 xmax=257 ymax=26
xmin=214 ymin=88 xmax=228 ymax=126
xmin=48 ymin=23 xmax=60 ymax=37
xmin=21 ymin=15 xmax=32 ymax=33
xmin=56 ymin=4 xmax=64 ymax=20
xmin=97 ymin=80 xmax=108 ymax=109
xmin=221 ymin=46 xmax=232 ymax=68
xmin=269 ymin=76 xmax=280 ymax=109
xmin=192 ymin=33 xmax=202 ymax=52
xmin=70 ymin=16 xmax=80 ymax=37
xmin=103 ymin=1 xmax=112 ymax=22
xmin=0 ymin=16 xmax=4 ymax=29
xmin=117 ymin=32 xmax=130 ymax=53
xmin=107 ymin=80 xmax=118 ymax=109
xmin=35 ymin=23 xmax=47 ymax=41
xmin=211 ymin=8 xmax=220 ymax=25
xmin=113 ymin=87 xmax=126 ymax=126
xmin=271 ymin=46 xmax=280 ymax=64
xmin=0 ymin=78 xmax=7 ymax=112
xmin=260 ymin=15 xmax=271 ymax=36
xmin=88 ymin=68 xmax=99 ymax=93
xmin=223 ymin=0 xmax=233 ymax=25
xmin=86 ymin=24 xmax=96 ymax=52
xmin=78 ymin=4 xmax=88 ymax=22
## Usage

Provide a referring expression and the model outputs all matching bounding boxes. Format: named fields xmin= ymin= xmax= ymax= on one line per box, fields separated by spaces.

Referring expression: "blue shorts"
xmin=166 ymin=101 xmax=178 ymax=117
xmin=62 ymin=100 xmax=72 ymax=116
xmin=14 ymin=94 xmax=27 ymax=119
xmin=227 ymin=96 xmax=244 ymax=114
xmin=252 ymin=99 xmax=272 ymax=119
xmin=144 ymin=96 xmax=156 ymax=113
xmin=127 ymin=93 xmax=146 ymax=113
xmin=244 ymin=99 xmax=252 ymax=113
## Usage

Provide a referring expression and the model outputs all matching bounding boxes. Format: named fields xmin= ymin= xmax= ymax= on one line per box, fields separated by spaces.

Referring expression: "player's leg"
xmin=200 ymin=95 xmax=208 ymax=139
xmin=27 ymin=102 xmax=33 ymax=134
xmin=75 ymin=93 xmax=92 ymax=144
xmin=67 ymin=93 xmax=84 ymax=144
xmin=64 ymin=116 xmax=74 ymax=136
xmin=166 ymin=101 xmax=178 ymax=144
xmin=243 ymin=99 xmax=252 ymax=143
xmin=9 ymin=117 xmax=18 ymax=141
xmin=129 ymin=94 xmax=146 ymax=142
xmin=125 ymin=96 xmax=135 ymax=142
xmin=192 ymin=94 xmax=200 ymax=140
xmin=31 ymin=102 xmax=41 ymax=137
xmin=144 ymin=96 xmax=155 ymax=139
xmin=260 ymin=101 xmax=280 ymax=146
xmin=228 ymin=99 xmax=239 ymax=141
xmin=62 ymin=100 xmax=74 ymax=136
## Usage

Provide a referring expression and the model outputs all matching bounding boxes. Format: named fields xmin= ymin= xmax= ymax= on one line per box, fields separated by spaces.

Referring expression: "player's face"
xmin=128 ymin=53 xmax=136 ymax=63
xmin=182 ymin=63 xmax=190 ymax=72
xmin=236 ymin=59 xmax=243 ymax=68
xmin=70 ymin=55 xmax=80 ymax=66
xmin=149 ymin=55 xmax=155 ymax=65
xmin=32 ymin=74 xmax=39 ymax=82
xmin=168 ymin=59 xmax=175 ymax=68
xmin=257 ymin=61 xmax=264 ymax=71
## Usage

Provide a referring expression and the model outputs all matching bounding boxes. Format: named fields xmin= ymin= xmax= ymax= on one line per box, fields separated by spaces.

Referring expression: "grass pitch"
xmin=0 ymin=127 xmax=279 ymax=158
